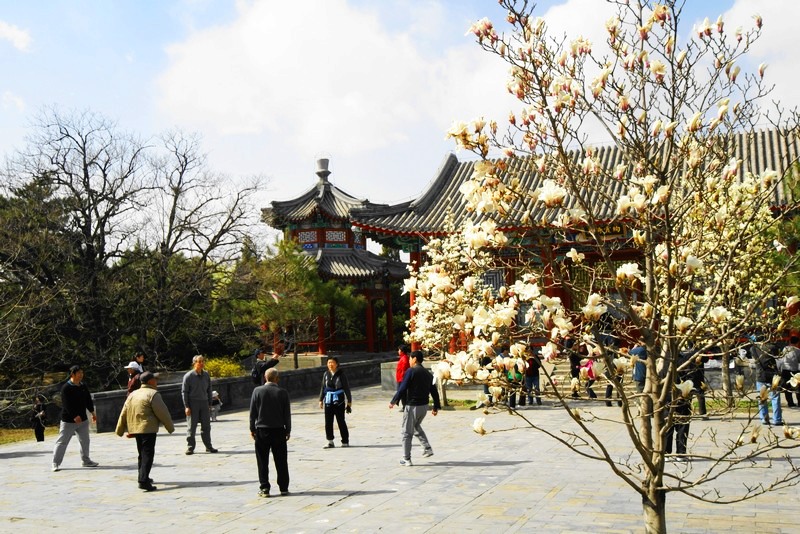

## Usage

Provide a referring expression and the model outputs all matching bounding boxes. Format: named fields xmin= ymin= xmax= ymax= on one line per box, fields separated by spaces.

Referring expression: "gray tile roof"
xmin=314 ymin=248 xmax=408 ymax=280
xmin=350 ymin=129 xmax=799 ymax=237
xmin=262 ymin=174 xmax=392 ymax=227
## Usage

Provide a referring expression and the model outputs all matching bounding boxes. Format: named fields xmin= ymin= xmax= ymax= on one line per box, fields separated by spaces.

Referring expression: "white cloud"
xmin=723 ymin=1 xmax=800 ymax=113
xmin=155 ymin=0 xmax=514 ymax=161
xmin=2 ymin=90 xmax=25 ymax=112
xmin=0 ymin=20 xmax=31 ymax=52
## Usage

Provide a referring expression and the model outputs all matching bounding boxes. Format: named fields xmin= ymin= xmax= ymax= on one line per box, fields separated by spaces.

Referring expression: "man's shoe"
xmin=258 ymin=489 xmax=270 ymax=498
xmin=280 ymin=490 xmax=290 ymax=496
xmin=138 ymin=483 xmax=158 ymax=492
xmin=206 ymin=447 xmax=219 ymax=453
xmin=82 ymin=460 xmax=99 ymax=467
xmin=341 ymin=443 xmax=349 ymax=448
xmin=324 ymin=441 xmax=335 ymax=449
xmin=400 ymin=458 xmax=413 ymax=466
xmin=51 ymin=463 xmax=60 ymax=472
xmin=422 ymin=449 xmax=434 ymax=458
xmin=185 ymin=448 xmax=194 ymax=455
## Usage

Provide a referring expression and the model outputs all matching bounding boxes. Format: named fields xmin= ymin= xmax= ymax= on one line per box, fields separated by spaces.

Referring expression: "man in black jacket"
xmin=253 ymin=348 xmax=282 ymax=385
xmin=389 ymin=351 xmax=441 ymax=466
xmin=250 ymin=367 xmax=291 ymax=498
xmin=51 ymin=365 xmax=99 ymax=471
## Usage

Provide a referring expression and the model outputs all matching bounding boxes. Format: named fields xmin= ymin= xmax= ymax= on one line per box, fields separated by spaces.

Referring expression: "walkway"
xmin=1 ymin=385 xmax=797 ymax=533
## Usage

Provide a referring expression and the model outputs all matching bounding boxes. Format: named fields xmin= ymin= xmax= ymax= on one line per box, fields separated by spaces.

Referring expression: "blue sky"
xmin=1 ymin=0 xmax=797 ymax=215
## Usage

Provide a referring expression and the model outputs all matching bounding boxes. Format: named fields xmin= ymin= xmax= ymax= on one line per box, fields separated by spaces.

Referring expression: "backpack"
xmin=251 ymin=362 xmax=262 ymax=385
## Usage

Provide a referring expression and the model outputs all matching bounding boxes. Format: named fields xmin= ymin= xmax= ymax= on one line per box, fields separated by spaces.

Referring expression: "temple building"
xmin=265 ymin=130 xmax=799 ymax=351
xmin=262 ymin=159 xmax=408 ymax=354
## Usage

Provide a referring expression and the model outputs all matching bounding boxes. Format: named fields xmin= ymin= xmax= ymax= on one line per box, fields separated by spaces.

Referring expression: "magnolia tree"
xmin=406 ymin=1 xmax=800 ymax=532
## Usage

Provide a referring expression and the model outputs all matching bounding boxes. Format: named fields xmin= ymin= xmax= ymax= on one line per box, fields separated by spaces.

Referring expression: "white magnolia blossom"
xmin=473 ymin=417 xmax=487 ymax=435
xmin=617 ymin=262 xmax=643 ymax=283
xmin=676 ymin=381 xmax=694 ymax=398
xmin=567 ymin=248 xmax=585 ymax=263
xmin=675 ymin=316 xmax=693 ymax=333
xmin=582 ymin=293 xmax=607 ymax=321
xmin=537 ymin=179 xmax=568 ymax=207
xmin=685 ymin=255 xmax=703 ymax=274
xmin=709 ymin=306 xmax=731 ymax=324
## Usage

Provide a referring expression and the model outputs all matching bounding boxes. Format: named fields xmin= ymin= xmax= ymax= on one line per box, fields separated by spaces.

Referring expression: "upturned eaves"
xmin=349 ymin=129 xmax=799 ymax=236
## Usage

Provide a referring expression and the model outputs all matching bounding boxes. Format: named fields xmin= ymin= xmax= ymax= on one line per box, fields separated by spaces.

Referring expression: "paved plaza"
xmin=1 ymin=384 xmax=798 ymax=533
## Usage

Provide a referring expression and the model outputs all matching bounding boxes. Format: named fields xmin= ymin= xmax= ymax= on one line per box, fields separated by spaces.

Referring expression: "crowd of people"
xmin=35 ymin=332 xmax=799 ymax=495
xmin=39 ymin=343 xmax=443 ymax=497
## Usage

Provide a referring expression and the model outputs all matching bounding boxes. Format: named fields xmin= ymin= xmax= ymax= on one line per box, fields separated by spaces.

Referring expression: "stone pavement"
xmin=1 ymin=384 xmax=798 ymax=533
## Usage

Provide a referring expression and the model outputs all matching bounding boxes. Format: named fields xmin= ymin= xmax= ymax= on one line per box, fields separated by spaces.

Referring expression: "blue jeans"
xmin=524 ymin=375 xmax=541 ymax=405
xmin=756 ymin=381 xmax=783 ymax=424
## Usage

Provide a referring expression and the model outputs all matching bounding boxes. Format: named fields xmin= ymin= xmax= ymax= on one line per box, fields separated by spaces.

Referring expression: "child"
xmin=211 ymin=390 xmax=222 ymax=421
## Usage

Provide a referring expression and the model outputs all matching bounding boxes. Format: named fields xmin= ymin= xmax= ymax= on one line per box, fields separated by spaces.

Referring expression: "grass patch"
xmin=443 ymin=399 xmax=477 ymax=409
xmin=0 ymin=426 xmax=58 ymax=446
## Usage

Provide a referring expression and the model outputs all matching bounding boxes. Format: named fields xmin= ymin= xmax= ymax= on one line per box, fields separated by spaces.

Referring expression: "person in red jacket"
xmin=395 ymin=344 xmax=411 ymax=410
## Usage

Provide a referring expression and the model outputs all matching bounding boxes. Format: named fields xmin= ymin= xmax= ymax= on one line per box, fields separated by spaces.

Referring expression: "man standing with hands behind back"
xmin=115 ymin=371 xmax=174 ymax=492
xmin=250 ymin=367 xmax=291 ymax=498
xmin=182 ymin=355 xmax=218 ymax=455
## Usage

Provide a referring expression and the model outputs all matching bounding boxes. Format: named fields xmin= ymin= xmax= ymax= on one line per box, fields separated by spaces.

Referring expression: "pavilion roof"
xmin=350 ymin=129 xmax=800 ymax=238
xmin=313 ymin=248 xmax=408 ymax=281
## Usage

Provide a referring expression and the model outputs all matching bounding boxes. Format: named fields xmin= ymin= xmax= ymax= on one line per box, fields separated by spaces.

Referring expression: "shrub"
xmin=204 ymin=357 xmax=244 ymax=378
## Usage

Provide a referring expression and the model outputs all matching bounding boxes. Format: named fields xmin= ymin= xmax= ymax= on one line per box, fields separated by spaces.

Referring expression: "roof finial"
xmin=316 ymin=158 xmax=331 ymax=183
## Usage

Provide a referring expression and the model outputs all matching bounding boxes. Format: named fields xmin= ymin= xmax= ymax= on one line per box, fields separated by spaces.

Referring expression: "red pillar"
xmin=385 ymin=288 xmax=394 ymax=349
xmin=366 ymin=297 xmax=375 ymax=352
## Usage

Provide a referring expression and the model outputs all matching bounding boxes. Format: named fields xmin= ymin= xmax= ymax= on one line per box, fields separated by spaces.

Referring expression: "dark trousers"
xmin=135 ymin=433 xmax=157 ymax=483
xmin=324 ymin=403 xmax=349 ymax=443
xmin=186 ymin=401 xmax=212 ymax=450
xmin=254 ymin=428 xmax=289 ymax=493
xmin=605 ymin=383 xmax=622 ymax=406
xmin=33 ymin=421 xmax=45 ymax=442
xmin=666 ymin=400 xmax=692 ymax=455
xmin=586 ymin=379 xmax=598 ymax=398
xmin=665 ymin=421 xmax=690 ymax=455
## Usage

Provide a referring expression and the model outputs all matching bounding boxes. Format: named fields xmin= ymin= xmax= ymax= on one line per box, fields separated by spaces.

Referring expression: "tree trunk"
xmin=721 ymin=353 xmax=734 ymax=409
xmin=642 ymin=487 xmax=667 ymax=534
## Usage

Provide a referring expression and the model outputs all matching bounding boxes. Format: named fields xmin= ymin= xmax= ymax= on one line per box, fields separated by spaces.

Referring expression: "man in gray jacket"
xmin=181 ymin=355 xmax=218 ymax=455
xmin=116 ymin=371 xmax=174 ymax=491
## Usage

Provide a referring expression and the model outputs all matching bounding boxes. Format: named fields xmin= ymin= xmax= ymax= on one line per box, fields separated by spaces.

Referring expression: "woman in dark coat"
xmin=318 ymin=356 xmax=352 ymax=449
xmin=31 ymin=394 xmax=47 ymax=442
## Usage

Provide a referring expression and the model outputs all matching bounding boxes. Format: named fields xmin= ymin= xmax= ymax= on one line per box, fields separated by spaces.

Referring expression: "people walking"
xmin=525 ymin=345 xmax=542 ymax=406
xmin=395 ymin=344 xmax=411 ymax=410
xmin=389 ymin=351 xmax=441 ymax=466
xmin=51 ymin=365 xmax=99 ymax=471
xmin=181 ymin=355 xmax=218 ymax=454
xmin=250 ymin=368 xmax=291 ymax=498
xmin=124 ymin=361 xmax=141 ymax=396
xmin=115 ymin=371 xmax=175 ymax=492
xmin=753 ymin=340 xmax=783 ymax=425
xmin=319 ymin=356 xmax=352 ymax=448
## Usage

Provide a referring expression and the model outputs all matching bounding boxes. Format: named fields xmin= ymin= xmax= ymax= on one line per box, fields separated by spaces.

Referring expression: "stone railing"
xmin=94 ymin=357 xmax=394 ymax=433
